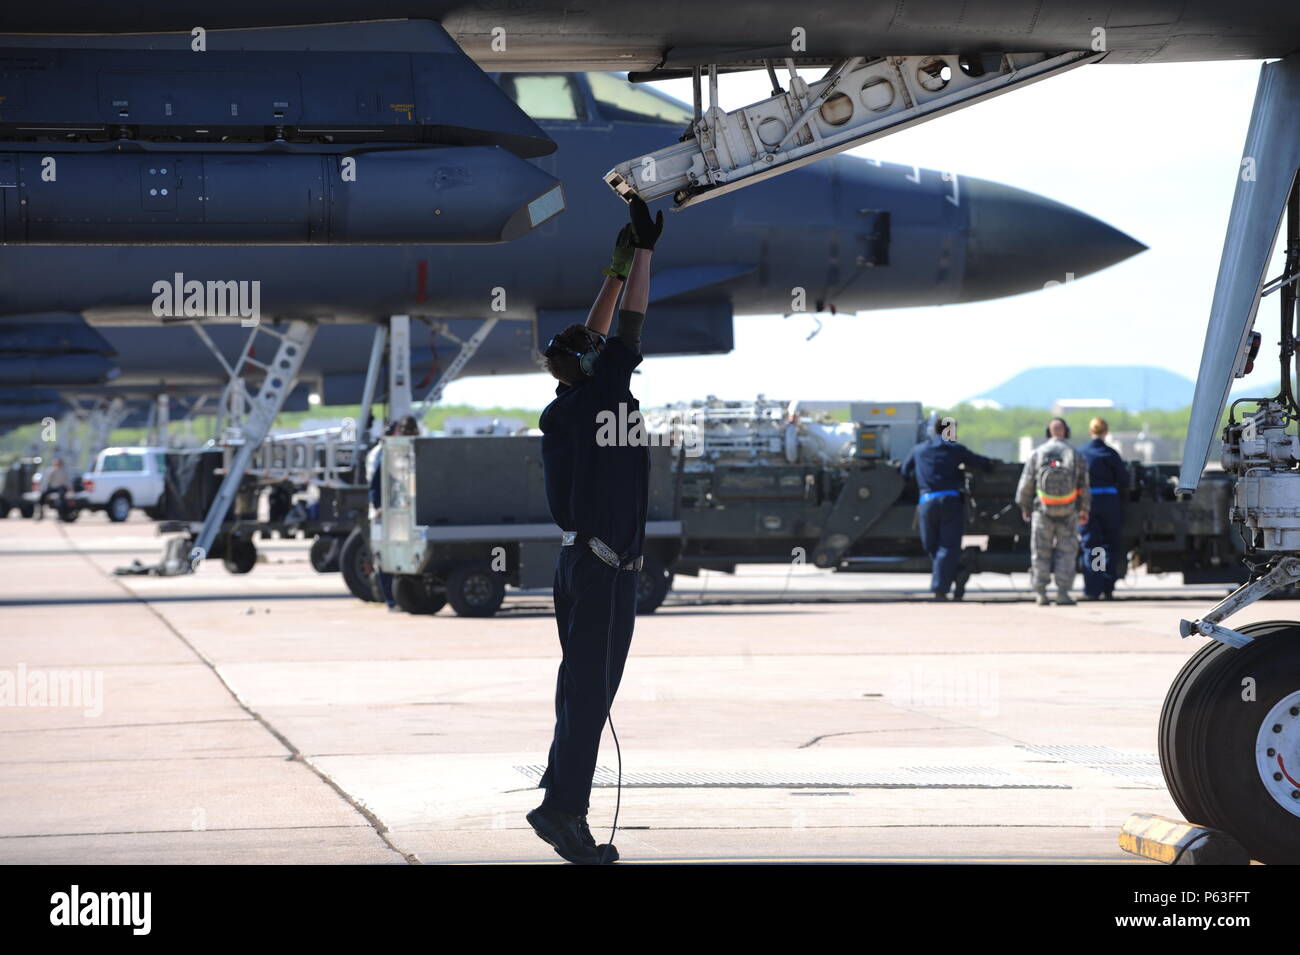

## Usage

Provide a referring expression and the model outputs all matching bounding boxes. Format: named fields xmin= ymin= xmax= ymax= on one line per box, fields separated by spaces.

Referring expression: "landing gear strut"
xmin=1167 ymin=51 xmax=1300 ymax=863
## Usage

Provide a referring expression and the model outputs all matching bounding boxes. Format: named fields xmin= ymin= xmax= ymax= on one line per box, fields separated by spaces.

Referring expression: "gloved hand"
xmin=628 ymin=194 xmax=664 ymax=250
xmin=602 ymin=223 xmax=636 ymax=279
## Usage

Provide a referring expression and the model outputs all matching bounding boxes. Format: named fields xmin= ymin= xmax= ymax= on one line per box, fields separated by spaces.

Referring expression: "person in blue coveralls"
xmin=1079 ymin=417 xmax=1127 ymax=599
xmin=900 ymin=416 xmax=999 ymax=601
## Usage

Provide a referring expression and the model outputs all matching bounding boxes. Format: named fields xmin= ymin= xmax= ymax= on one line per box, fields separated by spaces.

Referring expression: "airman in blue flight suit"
xmin=1079 ymin=417 xmax=1127 ymax=599
xmin=527 ymin=196 xmax=663 ymax=865
xmin=900 ymin=417 xmax=998 ymax=600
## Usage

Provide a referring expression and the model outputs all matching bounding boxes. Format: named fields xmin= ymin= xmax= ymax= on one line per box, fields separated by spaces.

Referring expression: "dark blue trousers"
xmin=1080 ymin=496 xmax=1123 ymax=597
xmin=918 ymin=494 xmax=964 ymax=596
xmin=538 ymin=545 xmax=638 ymax=814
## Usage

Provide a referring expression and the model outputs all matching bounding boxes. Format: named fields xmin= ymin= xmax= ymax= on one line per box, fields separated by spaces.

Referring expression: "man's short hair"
xmin=1089 ymin=416 xmax=1108 ymax=436
xmin=543 ymin=323 xmax=599 ymax=384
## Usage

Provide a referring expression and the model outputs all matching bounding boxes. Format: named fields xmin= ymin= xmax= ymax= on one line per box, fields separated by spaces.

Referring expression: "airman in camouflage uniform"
xmin=1016 ymin=417 xmax=1090 ymax=606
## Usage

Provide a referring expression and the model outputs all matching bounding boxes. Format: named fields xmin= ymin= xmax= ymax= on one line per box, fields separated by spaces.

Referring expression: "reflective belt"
xmin=919 ymin=489 xmax=961 ymax=503
xmin=560 ymin=530 xmax=644 ymax=571
xmin=1090 ymin=486 xmax=1119 ymax=495
xmin=1037 ymin=487 xmax=1079 ymax=507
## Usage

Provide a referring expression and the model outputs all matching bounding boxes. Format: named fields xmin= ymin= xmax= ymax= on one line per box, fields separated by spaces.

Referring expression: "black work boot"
xmin=571 ymin=814 xmax=619 ymax=862
xmin=526 ymin=806 xmax=617 ymax=864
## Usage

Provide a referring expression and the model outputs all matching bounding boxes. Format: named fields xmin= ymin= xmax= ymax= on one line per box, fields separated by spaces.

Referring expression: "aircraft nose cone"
xmin=957 ymin=178 xmax=1147 ymax=303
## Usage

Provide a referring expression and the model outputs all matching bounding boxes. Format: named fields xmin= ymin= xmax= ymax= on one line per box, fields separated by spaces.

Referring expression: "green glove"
xmin=628 ymin=194 xmax=664 ymax=250
xmin=602 ymin=223 xmax=636 ymax=279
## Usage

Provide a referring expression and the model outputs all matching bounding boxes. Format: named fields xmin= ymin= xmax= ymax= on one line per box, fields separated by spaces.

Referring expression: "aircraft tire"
xmin=1160 ymin=619 xmax=1300 ymax=864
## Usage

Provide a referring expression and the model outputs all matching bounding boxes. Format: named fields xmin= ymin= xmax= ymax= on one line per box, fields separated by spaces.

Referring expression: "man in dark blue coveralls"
xmin=526 ymin=196 xmax=664 ymax=864
xmin=900 ymin=416 xmax=998 ymax=600
xmin=1079 ymin=417 xmax=1127 ymax=599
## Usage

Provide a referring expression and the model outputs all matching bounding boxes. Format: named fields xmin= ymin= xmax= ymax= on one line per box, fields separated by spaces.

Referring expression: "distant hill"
xmin=969 ymin=365 xmax=1195 ymax=411
xmin=1231 ymin=378 xmax=1280 ymax=399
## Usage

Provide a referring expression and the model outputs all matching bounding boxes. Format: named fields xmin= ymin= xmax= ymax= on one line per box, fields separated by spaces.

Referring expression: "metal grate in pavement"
xmin=1018 ymin=745 xmax=1165 ymax=788
xmin=514 ymin=765 xmax=1068 ymax=789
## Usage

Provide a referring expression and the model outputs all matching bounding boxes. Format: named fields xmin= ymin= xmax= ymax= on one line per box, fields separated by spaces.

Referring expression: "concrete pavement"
xmin=0 ymin=515 xmax=1263 ymax=864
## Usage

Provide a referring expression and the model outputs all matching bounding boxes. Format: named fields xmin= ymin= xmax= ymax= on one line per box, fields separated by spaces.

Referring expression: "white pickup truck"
xmin=79 ymin=447 xmax=168 ymax=522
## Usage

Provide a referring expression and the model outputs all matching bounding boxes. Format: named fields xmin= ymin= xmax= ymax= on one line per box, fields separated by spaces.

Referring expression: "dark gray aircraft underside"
xmin=3 ymin=2 xmax=1299 ymax=66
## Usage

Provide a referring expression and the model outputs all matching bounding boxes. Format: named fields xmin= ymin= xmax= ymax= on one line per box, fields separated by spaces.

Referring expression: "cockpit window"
xmin=500 ymin=74 xmax=585 ymax=121
xmin=587 ymin=72 xmax=694 ymax=126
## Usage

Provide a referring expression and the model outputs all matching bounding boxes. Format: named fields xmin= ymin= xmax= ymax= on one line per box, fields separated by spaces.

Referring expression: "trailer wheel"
xmin=422 ymin=586 xmax=448 ymax=615
xmin=446 ymin=562 xmax=505 ymax=617
xmin=309 ymin=536 xmax=341 ymax=573
xmin=0 ymin=499 xmax=11 ymax=519
xmin=222 ymin=534 xmax=257 ymax=574
xmin=340 ymin=528 xmax=379 ymax=602
xmin=394 ymin=575 xmax=448 ymax=615
xmin=18 ymin=501 xmax=34 ymax=519
xmin=58 ymin=503 xmax=80 ymax=523
xmin=636 ymin=557 xmax=673 ymax=614
xmin=1160 ymin=619 xmax=1300 ymax=864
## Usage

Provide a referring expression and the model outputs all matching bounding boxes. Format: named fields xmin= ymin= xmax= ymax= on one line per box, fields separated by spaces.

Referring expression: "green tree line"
xmin=921 ymin=403 xmax=1196 ymax=455
xmin=0 ymin=398 xmax=1248 ymax=465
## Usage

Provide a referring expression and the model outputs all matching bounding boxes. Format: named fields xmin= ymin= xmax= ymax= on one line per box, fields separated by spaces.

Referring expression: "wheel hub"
xmin=466 ymin=574 xmax=492 ymax=605
xmin=1255 ymin=688 xmax=1300 ymax=817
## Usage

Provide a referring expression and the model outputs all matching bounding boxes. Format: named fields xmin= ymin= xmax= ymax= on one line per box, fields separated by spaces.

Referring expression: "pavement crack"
xmin=58 ymin=524 xmax=420 ymax=865
xmin=798 ymin=726 xmax=955 ymax=748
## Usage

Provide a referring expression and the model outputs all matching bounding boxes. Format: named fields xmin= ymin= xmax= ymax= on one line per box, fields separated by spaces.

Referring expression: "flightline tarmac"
xmin=0 ymin=516 xmax=1264 ymax=865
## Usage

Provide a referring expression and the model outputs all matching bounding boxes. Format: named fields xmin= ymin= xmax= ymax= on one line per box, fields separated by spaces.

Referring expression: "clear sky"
xmin=444 ymin=60 xmax=1281 ymax=412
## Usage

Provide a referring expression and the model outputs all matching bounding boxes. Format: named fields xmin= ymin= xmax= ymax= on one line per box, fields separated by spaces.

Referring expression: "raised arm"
xmin=585 ymin=223 xmax=635 ymax=336
xmin=622 ymin=249 xmax=652 ymax=315
xmin=615 ymin=195 xmax=663 ymax=350
xmin=584 ymin=273 xmax=623 ymax=337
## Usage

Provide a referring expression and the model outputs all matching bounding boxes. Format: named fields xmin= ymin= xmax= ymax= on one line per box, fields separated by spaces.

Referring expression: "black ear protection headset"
xmin=1045 ymin=417 xmax=1071 ymax=439
xmin=544 ymin=329 xmax=606 ymax=378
